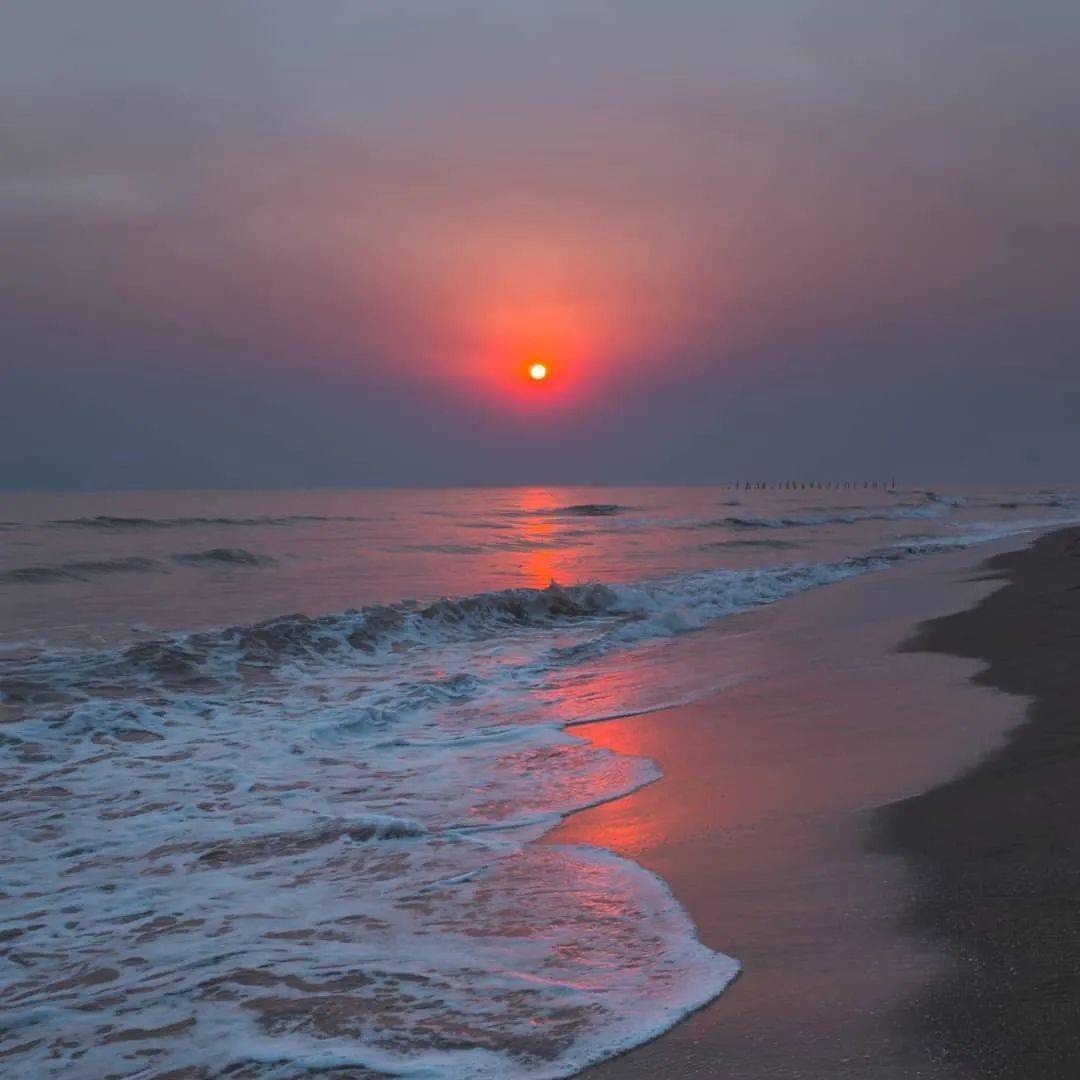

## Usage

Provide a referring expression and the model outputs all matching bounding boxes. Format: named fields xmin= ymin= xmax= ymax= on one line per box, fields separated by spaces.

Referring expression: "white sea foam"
xmin=2 ymin=504 xmax=1076 ymax=1076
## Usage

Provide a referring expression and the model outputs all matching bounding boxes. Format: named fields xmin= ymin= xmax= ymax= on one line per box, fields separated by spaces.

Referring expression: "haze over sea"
xmin=2 ymin=484 xmax=1078 ymax=1077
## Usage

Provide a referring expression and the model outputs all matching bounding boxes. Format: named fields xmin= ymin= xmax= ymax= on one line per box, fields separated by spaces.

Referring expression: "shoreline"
xmin=877 ymin=525 xmax=1080 ymax=1078
xmin=549 ymin=531 xmax=1057 ymax=1078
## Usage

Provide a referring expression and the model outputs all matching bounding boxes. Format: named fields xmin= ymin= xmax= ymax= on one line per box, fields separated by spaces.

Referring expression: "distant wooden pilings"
xmin=732 ymin=478 xmax=897 ymax=491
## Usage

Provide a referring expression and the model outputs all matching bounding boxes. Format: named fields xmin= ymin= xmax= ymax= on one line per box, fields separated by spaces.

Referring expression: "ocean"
xmin=2 ymin=484 xmax=1077 ymax=1077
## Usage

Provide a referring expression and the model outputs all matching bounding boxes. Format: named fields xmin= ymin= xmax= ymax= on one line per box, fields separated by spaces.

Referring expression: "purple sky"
xmin=2 ymin=1 xmax=1078 ymax=489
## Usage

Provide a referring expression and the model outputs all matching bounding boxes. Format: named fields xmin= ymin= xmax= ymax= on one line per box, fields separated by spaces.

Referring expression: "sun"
xmin=528 ymin=362 xmax=549 ymax=381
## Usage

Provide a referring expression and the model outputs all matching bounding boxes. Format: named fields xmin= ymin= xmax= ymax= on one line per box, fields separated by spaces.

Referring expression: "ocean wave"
xmin=1 ymin=556 xmax=165 ymax=585
xmin=552 ymin=502 xmax=624 ymax=516
xmin=0 ymin=552 xmax=913 ymax=696
xmin=394 ymin=541 xmax=486 ymax=555
xmin=1 ymin=549 xmax=275 ymax=585
xmin=169 ymin=547 xmax=275 ymax=567
xmin=49 ymin=513 xmax=364 ymax=530
xmin=922 ymin=491 xmax=967 ymax=507
xmin=5 ymin=511 xmax=1067 ymax=707
xmin=688 ymin=502 xmax=951 ymax=531
xmin=396 ymin=538 xmax=564 ymax=554
xmin=992 ymin=497 xmax=1069 ymax=510
xmin=1 ymin=597 xmax=730 ymax=1079
xmin=702 ymin=538 xmax=804 ymax=550
xmin=224 ymin=580 xmax=623 ymax=666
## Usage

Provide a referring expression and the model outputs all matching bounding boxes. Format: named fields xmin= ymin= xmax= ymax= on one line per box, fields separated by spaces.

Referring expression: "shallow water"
xmin=1 ymin=484 xmax=1077 ymax=1076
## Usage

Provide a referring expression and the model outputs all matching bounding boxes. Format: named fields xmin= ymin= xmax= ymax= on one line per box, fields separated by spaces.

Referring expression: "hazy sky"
xmin=2 ymin=1 xmax=1078 ymax=489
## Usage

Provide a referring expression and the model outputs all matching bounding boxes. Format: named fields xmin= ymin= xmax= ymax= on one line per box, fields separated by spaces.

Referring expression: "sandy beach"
xmin=552 ymin=530 xmax=1080 ymax=1078
xmin=879 ymin=526 xmax=1080 ymax=1078
xmin=7 ymin=1 xmax=1080 ymax=1072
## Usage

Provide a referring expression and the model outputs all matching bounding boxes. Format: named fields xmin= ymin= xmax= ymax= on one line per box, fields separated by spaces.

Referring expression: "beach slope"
xmin=879 ymin=526 xmax=1080 ymax=1078
xmin=555 ymin=537 xmax=1039 ymax=1078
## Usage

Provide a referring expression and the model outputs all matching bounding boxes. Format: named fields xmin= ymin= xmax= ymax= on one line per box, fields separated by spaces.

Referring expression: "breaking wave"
xmin=4 ymin=519 xmax=1042 ymax=703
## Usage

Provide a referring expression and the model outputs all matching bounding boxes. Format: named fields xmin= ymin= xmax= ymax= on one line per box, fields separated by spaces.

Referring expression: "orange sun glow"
xmin=528 ymin=362 xmax=549 ymax=381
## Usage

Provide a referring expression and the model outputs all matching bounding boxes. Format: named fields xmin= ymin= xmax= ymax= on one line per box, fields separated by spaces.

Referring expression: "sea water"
xmin=2 ymin=484 xmax=1077 ymax=1076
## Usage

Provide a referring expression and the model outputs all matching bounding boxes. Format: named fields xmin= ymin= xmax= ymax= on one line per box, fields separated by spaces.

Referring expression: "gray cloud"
xmin=2 ymin=1 xmax=1078 ymax=488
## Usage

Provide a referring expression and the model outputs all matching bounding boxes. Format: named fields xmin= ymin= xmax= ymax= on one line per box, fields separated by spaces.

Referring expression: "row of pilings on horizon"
xmin=732 ymin=479 xmax=897 ymax=490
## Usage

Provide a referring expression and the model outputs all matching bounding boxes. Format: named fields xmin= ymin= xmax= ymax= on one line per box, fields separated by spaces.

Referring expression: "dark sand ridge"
xmin=878 ymin=526 xmax=1080 ymax=1078
xmin=550 ymin=533 xmax=1052 ymax=1079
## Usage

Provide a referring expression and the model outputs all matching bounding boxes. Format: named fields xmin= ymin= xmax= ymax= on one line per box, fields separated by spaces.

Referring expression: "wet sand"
xmin=550 ymin=534 xmax=1050 ymax=1079
xmin=878 ymin=527 xmax=1080 ymax=1079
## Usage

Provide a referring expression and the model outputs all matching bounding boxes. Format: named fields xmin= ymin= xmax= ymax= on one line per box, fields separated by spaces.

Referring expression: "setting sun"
xmin=529 ymin=362 xmax=549 ymax=381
